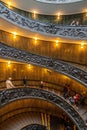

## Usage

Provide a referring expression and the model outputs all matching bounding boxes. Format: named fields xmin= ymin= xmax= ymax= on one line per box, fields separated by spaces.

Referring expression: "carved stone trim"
xmin=0 ymin=42 xmax=87 ymax=86
xmin=0 ymin=88 xmax=86 ymax=130
xmin=0 ymin=3 xmax=87 ymax=39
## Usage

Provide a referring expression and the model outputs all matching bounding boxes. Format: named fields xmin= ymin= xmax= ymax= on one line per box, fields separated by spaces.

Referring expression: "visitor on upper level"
xmin=85 ymin=119 xmax=87 ymax=126
xmin=76 ymin=20 xmax=80 ymax=26
xmin=70 ymin=20 xmax=80 ymax=26
xmin=6 ymin=77 xmax=15 ymax=89
xmin=63 ymin=85 xmax=68 ymax=99
xmin=79 ymin=94 xmax=85 ymax=106
xmin=70 ymin=20 xmax=76 ymax=26
xmin=73 ymin=93 xmax=80 ymax=106
xmin=69 ymin=96 xmax=75 ymax=106
xmin=63 ymin=84 xmax=70 ymax=99
xmin=40 ymin=81 xmax=44 ymax=89
xmin=23 ymin=76 xmax=27 ymax=87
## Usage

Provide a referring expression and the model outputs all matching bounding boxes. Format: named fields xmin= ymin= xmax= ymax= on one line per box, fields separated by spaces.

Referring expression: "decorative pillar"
xmin=41 ymin=113 xmax=45 ymax=126
xmin=47 ymin=114 xmax=50 ymax=130
xmin=44 ymin=113 xmax=47 ymax=126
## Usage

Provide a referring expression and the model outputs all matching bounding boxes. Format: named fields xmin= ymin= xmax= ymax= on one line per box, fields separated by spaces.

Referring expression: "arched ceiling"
xmin=1 ymin=0 xmax=87 ymax=15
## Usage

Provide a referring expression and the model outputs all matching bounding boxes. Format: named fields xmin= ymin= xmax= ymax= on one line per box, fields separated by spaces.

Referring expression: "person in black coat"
xmin=23 ymin=76 xmax=27 ymax=87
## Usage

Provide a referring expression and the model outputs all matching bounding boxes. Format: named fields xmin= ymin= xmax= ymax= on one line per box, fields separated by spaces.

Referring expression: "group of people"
xmin=70 ymin=20 xmax=80 ymax=26
xmin=6 ymin=77 xmax=85 ymax=108
xmin=63 ymin=84 xmax=85 ymax=109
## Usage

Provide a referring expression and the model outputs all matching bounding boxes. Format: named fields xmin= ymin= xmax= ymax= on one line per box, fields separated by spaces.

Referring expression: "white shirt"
xmin=6 ymin=79 xmax=14 ymax=89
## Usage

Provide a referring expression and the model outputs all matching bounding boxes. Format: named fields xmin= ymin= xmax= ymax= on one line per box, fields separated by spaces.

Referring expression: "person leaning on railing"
xmin=6 ymin=77 xmax=15 ymax=89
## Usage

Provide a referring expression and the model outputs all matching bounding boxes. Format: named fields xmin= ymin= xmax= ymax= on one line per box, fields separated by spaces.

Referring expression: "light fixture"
xmin=13 ymin=32 xmax=17 ymax=38
xmin=56 ymin=40 xmax=59 ymax=46
xmin=33 ymin=11 xmax=37 ymax=18
xmin=57 ymin=13 xmax=60 ymax=20
xmin=8 ymin=61 xmax=11 ymax=67
xmin=34 ymin=37 xmax=38 ymax=41
xmin=86 ymin=12 xmax=87 ymax=17
xmin=81 ymin=41 xmax=84 ymax=48
xmin=8 ymin=1 xmax=11 ymax=8
xmin=34 ymin=37 xmax=38 ymax=44
xmin=28 ymin=64 xmax=31 ymax=69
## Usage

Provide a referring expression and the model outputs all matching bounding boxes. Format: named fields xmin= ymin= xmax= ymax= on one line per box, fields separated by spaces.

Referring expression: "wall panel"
xmin=0 ymin=30 xmax=87 ymax=65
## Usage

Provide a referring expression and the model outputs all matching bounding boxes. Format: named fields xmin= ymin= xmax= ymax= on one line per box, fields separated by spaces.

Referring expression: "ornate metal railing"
xmin=0 ymin=2 xmax=87 ymax=40
xmin=0 ymin=43 xmax=87 ymax=86
xmin=0 ymin=42 xmax=87 ymax=87
xmin=21 ymin=124 xmax=46 ymax=130
xmin=0 ymin=88 xmax=86 ymax=130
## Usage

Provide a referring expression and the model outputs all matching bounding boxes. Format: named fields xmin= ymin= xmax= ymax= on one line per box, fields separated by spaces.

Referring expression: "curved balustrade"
xmin=0 ymin=42 xmax=87 ymax=86
xmin=0 ymin=3 xmax=87 ymax=39
xmin=22 ymin=124 xmax=46 ymax=130
xmin=36 ymin=0 xmax=83 ymax=4
xmin=0 ymin=88 xmax=86 ymax=130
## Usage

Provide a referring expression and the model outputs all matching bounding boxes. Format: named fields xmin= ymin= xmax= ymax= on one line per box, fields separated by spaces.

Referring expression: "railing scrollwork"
xmin=21 ymin=124 xmax=46 ymax=130
xmin=0 ymin=42 xmax=87 ymax=87
xmin=0 ymin=88 xmax=86 ymax=130
xmin=0 ymin=2 xmax=87 ymax=39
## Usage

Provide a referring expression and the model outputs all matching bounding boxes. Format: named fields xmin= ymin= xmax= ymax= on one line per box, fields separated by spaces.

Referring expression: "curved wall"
xmin=1 ymin=0 xmax=87 ymax=15
xmin=0 ymin=88 xmax=86 ymax=130
xmin=0 ymin=30 xmax=87 ymax=65
xmin=0 ymin=98 xmax=74 ymax=130
xmin=1 ymin=1 xmax=87 ymax=25
xmin=0 ymin=62 xmax=87 ymax=98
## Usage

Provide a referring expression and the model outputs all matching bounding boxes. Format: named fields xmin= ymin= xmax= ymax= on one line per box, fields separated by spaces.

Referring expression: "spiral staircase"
xmin=0 ymin=1 xmax=87 ymax=130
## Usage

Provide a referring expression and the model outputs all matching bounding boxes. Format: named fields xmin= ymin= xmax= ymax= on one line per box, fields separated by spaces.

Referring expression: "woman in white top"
xmin=6 ymin=77 xmax=15 ymax=89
